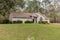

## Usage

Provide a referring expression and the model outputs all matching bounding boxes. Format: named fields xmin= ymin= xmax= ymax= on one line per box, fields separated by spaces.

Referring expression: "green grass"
xmin=0 ymin=24 xmax=60 ymax=40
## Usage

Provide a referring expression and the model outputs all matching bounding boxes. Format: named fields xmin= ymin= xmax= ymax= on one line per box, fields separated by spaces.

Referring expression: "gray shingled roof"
xmin=9 ymin=12 xmax=38 ymax=18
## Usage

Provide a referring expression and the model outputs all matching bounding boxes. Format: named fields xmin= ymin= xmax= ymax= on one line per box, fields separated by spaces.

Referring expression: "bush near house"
xmin=3 ymin=19 xmax=10 ymax=24
xmin=39 ymin=21 xmax=48 ymax=24
xmin=13 ymin=21 xmax=22 ymax=24
xmin=25 ymin=21 xmax=34 ymax=23
xmin=0 ymin=20 xmax=50 ymax=24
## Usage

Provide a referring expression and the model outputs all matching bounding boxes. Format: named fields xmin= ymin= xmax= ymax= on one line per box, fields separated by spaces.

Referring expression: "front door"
xmin=33 ymin=17 xmax=37 ymax=23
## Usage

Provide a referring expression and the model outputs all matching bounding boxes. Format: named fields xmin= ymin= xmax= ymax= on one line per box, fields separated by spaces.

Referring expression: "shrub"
xmin=25 ymin=21 xmax=33 ymax=23
xmin=39 ymin=21 xmax=48 ymax=24
xmin=16 ymin=21 xmax=22 ymax=23
xmin=3 ymin=19 xmax=10 ymax=24
xmin=13 ymin=21 xmax=22 ymax=24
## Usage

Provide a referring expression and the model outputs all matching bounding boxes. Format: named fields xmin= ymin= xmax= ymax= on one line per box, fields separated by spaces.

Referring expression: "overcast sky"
xmin=58 ymin=0 xmax=60 ymax=2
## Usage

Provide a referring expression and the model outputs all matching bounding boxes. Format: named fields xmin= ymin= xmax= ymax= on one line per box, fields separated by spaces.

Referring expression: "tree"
xmin=0 ymin=0 xmax=16 ymax=23
xmin=25 ymin=0 xmax=41 ymax=13
xmin=15 ymin=0 xmax=25 ymax=8
xmin=41 ymin=0 xmax=51 ymax=15
xmin=46 ymin=0 xmax=58 ymax=23
xmin=49 ymin=6 xmax=57 ymax=23
xmin=0 ymin=0 xmax=15 ymax=16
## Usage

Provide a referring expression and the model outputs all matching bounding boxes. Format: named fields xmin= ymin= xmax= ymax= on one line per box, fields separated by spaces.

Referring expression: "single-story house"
xmin=9 ymin=12 xmax=50 ymax=23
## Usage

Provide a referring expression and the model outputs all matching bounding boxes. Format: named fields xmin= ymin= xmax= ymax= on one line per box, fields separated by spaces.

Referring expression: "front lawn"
xmin=0 ymin=24 xmax=60 ymax=40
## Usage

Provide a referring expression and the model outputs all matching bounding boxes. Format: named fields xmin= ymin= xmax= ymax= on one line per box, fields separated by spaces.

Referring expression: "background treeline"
xmin=0 ymin=0 xmax=60 ymax=23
